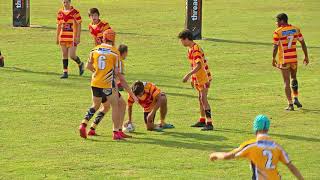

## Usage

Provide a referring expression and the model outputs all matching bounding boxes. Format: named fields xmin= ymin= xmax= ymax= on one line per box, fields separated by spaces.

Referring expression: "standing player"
xmin=126 ymin=81 xmax=174 ymax=131
xmin=87 ymin=44 xmax=130 ymax=137
xmin=272 ymin=13 xmax=309 ymax=111
xmin=56 ymin=0 xmax=84 ymax=79
xmin=79 ymin=29 xmax=137 ymax=140
xmin=178 ymin=29 xmax=214 ymax=131
xmin=209 ymin=115 xmax=304 ymax=180
xmin=0 ymin=51 xmax=4 ymax=67
xmin=88 ymin=8 xmax=111 ymax=46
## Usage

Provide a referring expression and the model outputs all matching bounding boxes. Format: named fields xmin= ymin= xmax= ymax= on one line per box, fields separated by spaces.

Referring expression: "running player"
xmin=209 ymin=115 xmax=304 ymax=180
xmin=87 ymin=44 xmax=130 ymax=137
xmin=272 ymin=13 xmax=309 ymax=111
xmin=88 ymin=8 xmax=111 ymax=46
xmin=126 ymin=81 xmax=174 ymax=131
xmin=178 ymin=29 xmax=214 ymax=131
xmin=56 ymin=0 xmax=84 ymax=79
xmin=78 ymin=29 xmax=137 ymax=140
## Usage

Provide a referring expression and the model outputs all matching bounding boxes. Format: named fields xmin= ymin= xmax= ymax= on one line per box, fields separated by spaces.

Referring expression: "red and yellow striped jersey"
xmin=188 ymin=43 xmax=212 ymax=86
xmin=231 ymin=134 xmax=291 ymax=180
xmin=273 ymin=24 xmax=304 ymax=64
xmin=89 ymin=43 xmax=120 ymax=89
xmin=88 ymin=20 xmax=111 ymax=45
xmin=57 ymin=6 xmax=82 ymax=42
xmin=128 ymin=82 xmax=161 ymax=112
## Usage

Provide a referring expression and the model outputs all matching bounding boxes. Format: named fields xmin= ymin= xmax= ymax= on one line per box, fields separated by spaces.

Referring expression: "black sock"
xmin=62 ymin=59 xmax=68 ymax=71
xmin=93 ymin=111 xmax=105 ymax=125
xmin=72 ymin=56 xmax=81 ymax=65
xmin=90 ymin=127 xmax=95 ymax=130
xmin=205 ymin=109 xmax=212 ymax=119
xmin=84 ymin=108 xmax=96 ymax=121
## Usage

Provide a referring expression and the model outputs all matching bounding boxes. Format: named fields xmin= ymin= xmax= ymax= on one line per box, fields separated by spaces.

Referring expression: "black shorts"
xmin=144 ymin=112 xmax=156 ymax=124
xmin=91 ymin=87 xmax=113 ymax=103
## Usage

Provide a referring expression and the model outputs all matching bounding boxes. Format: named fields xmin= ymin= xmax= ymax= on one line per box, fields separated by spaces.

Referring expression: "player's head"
xmin=88 ymin=8 xmax=100 ymax=24
xmin=178 ymin=29 xmax=194 ymax=47
xmin=103 ymin=29 xmax=116 ymax=45
xmin=132 ymin=81 xmax=144 ymax=97
xmin=62 ymin=0 xmax=71 ymax=8
xmin=118 ymin=44 xmax=128 ymax=60
xmin=253 ymin=115 xmax=270 ymax=135
xmin=276 ymin=13 xmax=288 ymax=27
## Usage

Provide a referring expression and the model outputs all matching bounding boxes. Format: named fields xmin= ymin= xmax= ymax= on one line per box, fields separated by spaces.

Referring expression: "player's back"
xmin=90 ymin=44 xmax=120 ymax=89
xmin=274 ymin=25 xmax=303 ymax=64
xmin=235 ymin=134 xmax=290 ymax=180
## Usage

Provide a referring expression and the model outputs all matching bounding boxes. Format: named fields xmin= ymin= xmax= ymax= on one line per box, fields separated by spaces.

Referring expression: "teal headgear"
xmin=253 ymin=115 xmax=270 ymax=133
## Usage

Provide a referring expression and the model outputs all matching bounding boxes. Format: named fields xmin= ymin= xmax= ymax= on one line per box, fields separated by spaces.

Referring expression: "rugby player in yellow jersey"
xmin=87 ymin=44 xmax=130 ymax=137
xmin=272 ymin=13 xmax=309 ymax=111
xmin=78 ymin=29 xmax=137 ymax=140
xmin=178 ymin=29 xmax=214 ymax=131
xmin=209 ymin=115 xmax=304 ymax=180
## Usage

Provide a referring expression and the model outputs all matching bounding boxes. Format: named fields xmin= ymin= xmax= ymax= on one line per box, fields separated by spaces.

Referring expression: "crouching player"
xmin=79 ymin=29 xmax=137 ymax=140
xmin=178 ymin=29 xmax=214 ymax=131
xmin=209 ymin=115 xmax=304 ymax=180
xmin=126 ymin=81 xmax=174 ymax=131
xmin=87 ymin=44 xmax=129 ymax=136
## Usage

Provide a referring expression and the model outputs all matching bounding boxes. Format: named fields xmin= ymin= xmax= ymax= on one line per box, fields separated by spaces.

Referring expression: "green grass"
xmin=1 ymin=0 xmax=320 ymax=179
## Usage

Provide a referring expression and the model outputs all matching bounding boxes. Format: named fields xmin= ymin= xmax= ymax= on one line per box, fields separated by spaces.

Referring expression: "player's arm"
xmin=182 ymin=62 xmax=201 ymax=83
xmin=127 ymin=104 xmax=133 ymax=124
xmin=86 ymin=52 xmax=95 ymax=73
xmin=272 ymin=44 xmax=278 ymax=67
xmin=209 ymin=152 xmax=235 ymax=161
xmin=146 ymin=93 xmax=162 ymax=130
xmin=286 ymin=162 xmax=304 ymax=180
xmin=56 ymin=23 xmax=62 ymax=45
xmin=75 ymin=23 xmax=81 ymax=44
xmin=299 ymin=40 xmax=309 ymax=65
xmin=116 ymin=70 xmax=138 ymax=102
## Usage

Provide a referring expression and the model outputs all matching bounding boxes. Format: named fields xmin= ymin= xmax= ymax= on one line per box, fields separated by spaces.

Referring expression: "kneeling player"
xmin=79 ymin=29 xmax=136 ymax=140
xmin=209 ymin=115 xmax=304 ymax=180
xmin=126 ymin=81 xmax=174 ymax=131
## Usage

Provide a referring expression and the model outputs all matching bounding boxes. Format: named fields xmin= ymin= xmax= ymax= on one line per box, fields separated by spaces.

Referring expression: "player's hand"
xmin=182 ymin=74 xmax=191 ymax=83
xmin=132 ymin=94 xmax=139 ymax=103
xmin=124 ymin=120 xmax=132 ymax=127
xmin=303 ymin=57 xmax=309 ymax=66
xmin=147 ymin=112 xmax=155 ymax=123
xmin=75 ymin=37 xmax=80 ymax=44
xmin=272 ymin=58 xmax=277 ymax=67
xmin=209 ymin=152 xmax=218 ymax=161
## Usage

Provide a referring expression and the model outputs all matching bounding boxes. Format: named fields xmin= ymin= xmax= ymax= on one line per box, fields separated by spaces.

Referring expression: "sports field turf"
xmin=0 ymin=0 xmax=319 ymax=179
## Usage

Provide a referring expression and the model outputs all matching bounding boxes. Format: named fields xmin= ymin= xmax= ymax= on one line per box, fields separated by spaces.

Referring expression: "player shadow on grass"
xmin=2 ymin=67 xmax=91 ymax=79
xmin=216 ymin=128 xmax=320 ymax=143
xmin=165 ymin=92 xmax=218 ymax=101
xmin=127 ymin=136 xmax=234 ymax=151
xmin=300 ymin=108 xmax=320 ymax=114
xmin=203 ymin=38 xmax=320 ymax=49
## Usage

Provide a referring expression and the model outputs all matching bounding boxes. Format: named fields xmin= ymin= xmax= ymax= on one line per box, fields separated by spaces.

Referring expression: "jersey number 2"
xmin=263 ymin=150 xmax=275 ymax=169
xmin=98 ymin=56 xmax=106 ymax=70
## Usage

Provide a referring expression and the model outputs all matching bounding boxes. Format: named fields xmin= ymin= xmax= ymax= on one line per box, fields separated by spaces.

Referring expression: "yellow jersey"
xmin=90 ymin=43 xmax=120 ymax=89
xmin=231 ymin=134 xmax=291 ymax=180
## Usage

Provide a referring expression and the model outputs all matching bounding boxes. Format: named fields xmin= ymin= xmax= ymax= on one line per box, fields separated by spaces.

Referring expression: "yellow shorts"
xmin=278 ymin=63 xmax=297 ymax=70
xmin=60 ymin=41 xmax=78 ymax=48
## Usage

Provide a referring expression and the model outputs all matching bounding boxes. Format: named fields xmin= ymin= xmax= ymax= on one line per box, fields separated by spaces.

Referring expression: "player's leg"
xmin=191 ymin=91 xmax=206 ymax=127
xmin=290 ymin=65 xmax=302 ymax=108
xmin=144 ymin=112 xmax=156 ymax=131
xmin=117 ymin=95 xmax=132 ymax=138
xmin=69 ymin=45 xmax=84 ymax=76
xmin=199 ymin=86 xmax=214 ymax=131
xmin=281 ymin=68 xmax=294 ymax=111
xmin=60 ymin=45 xmax=69 ymax=78
xmin=158 ymin=93 xmax=174 ymax=129
xmin=88 ymin=99 xmax=110 ymax=136
xmin=107 ymin=89 xmax=123 ymax=140
xmin=79 ymin=95 xmax=102 ymax=138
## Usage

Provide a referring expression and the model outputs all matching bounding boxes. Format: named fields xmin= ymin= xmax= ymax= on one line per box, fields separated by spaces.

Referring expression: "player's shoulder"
xmin=71 ymin=6 xmax=80 ymax=13
xmin=274 ymin=26 xmax=284 ymax=34
xmin=192 ymin=43 xmax=201 ymax=51
xmin=239 ymin=138 xmax=257 ymax=148
xmin=290 ymin=24 xmax=301 ymax=31
xmin=100 ymin=20 xmax=110 ymax=26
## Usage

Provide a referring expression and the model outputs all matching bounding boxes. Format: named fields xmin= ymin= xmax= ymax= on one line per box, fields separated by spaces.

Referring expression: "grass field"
xmin=0 ymin=0 xmax=320 ymax=179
